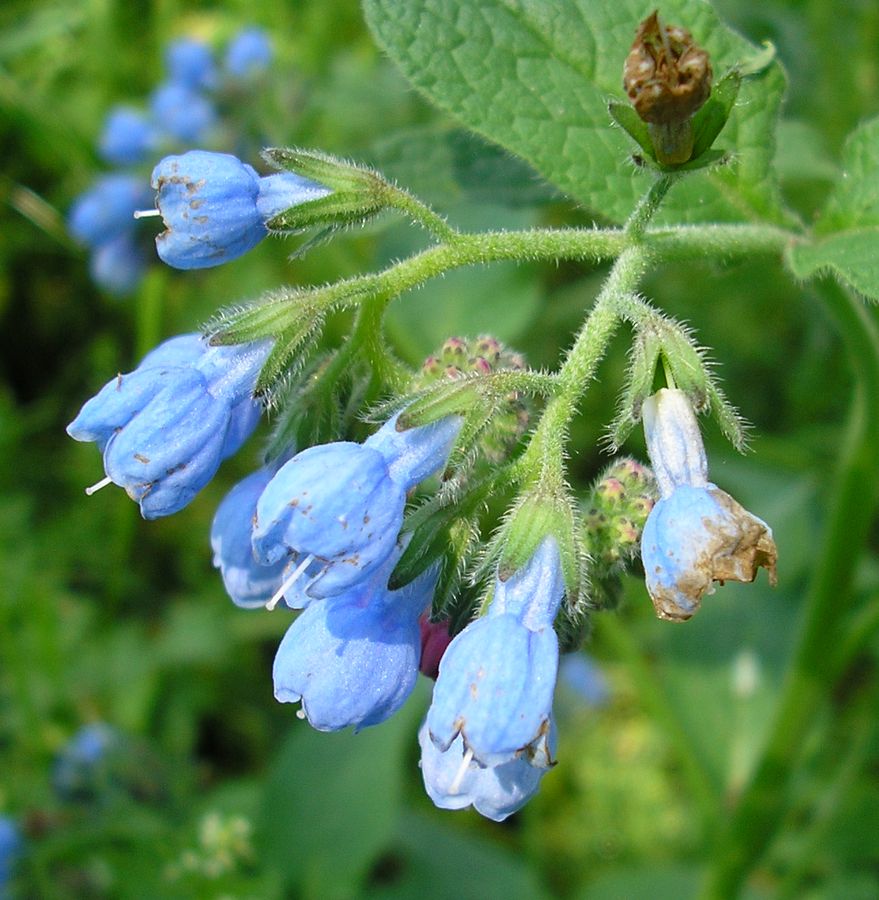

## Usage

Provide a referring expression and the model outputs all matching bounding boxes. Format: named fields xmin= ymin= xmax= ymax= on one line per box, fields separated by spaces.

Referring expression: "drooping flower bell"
xmin=98 ymin=106 xmax=159 ymax=166
xmin=149 ymin=151 xmax=330 ymax=269
xmin=640 ymin=388 xmax=777 ymax=621
xmin=272 ymin=551 xmax=437 ymax=732
xmin=211 ymin=466 xmax=288 ymax=609
xmin=67 ymin=334 xmax=270 ymax=518
xmin=252 ymin=411 xmax=462 ymax=600
xmin=418 ymin=717 xmax=556 ymax=822
xmin=426 ymin=536 xmax=564 ymax=768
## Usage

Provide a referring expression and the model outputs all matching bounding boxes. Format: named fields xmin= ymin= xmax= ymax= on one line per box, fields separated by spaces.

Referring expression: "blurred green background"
xmin=1 ymin=0 xmax=878 ymax=897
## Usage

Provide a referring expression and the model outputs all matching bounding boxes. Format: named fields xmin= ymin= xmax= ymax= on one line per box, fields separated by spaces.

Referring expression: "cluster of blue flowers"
xmin=67 ymin=143 xmax=777 ymax=823
xmin=68 ymin=29 xmax=274 ymax=294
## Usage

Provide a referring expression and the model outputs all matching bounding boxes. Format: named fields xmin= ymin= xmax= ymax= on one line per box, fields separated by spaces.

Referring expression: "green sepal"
xmin=612 ymin=302 xmax=748 ymax=452
xmin=659 ymin=321 xmax=749 ymax=451
xmin=690 ymin=70 xmax=741 ymax=161
xmin=737 ymin=41 xmax=777 ymax=78
xmin=608 ymin=101 xmax=656 ymax=162
xmin=496 ymin=487 xmax=583 ymax=605
xmin=263 ymin=147 xmax=386 ymax=194
xmin=608 ymin=327 xmax=662 ymax=450
xmin=265 ymin=191 xmax=386 ymax=234
xmin=262 ymin=147 xmax=391 ymax=234
xmin=253 ymin=317 xmax=327 ymax=402
xmin=207 ymin=292 xmax=309 ymax=345
xmin=395 ymin=379 xmax=483 ymax=431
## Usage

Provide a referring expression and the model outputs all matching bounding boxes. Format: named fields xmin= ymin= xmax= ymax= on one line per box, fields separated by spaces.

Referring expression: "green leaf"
xmin=363 ymin=0 xmax=791 ymax=226
xmin=786 ymin=116 xmax=879 ymax=300
xmin=367 ymin=126 xmax=559 ymax=209
xmin=787 ymin=230 xmax=879 ymax=301
xmin=369 ymin=811 xmax=546 ymax=900
xmin=817 ymin=116 xmax=879 ymax=234
xmin=258 ymin=694 xmax=421 ymax=897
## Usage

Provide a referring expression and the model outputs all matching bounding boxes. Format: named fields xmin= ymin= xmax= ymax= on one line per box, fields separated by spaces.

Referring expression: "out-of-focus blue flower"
xmin=150 ymin=151 xmax=329 ymax=270
xmin=272 ymin=554 xmax=436 ymax=731
xmin=53 ymin=723 xmax=119 ymax=801
xmin=419 ymin=718 xmax=556 ymax=821
xmin=558 ymin=653 xmax=610 ymax=707
xmin=426 ymin=537 xmax=564 ymax=767
xmin=89 ymin=232 xmax=148 ymax=295
xmin=165 ymin=37 xmax=217 ymax=90
xmin=640 ymin=389 xmax=777 ymax=621
xmin=67 ymin=334 xmax=270 ymax=518
xmin=150 ymin=82 xmax=217 ymax=144
xmin=224 ymin=28 xmax=272 ymax=79
xmin=69 ymin=174 xmax=151 ymax=248
xmin=99 ymin=106 xmax=158 ymax=165
xmin=252 ymin=413 xmax=461 ymax=599
xmin=0 ymin=817 xmax=23 ymax=893
xmin=211 ymin=467 xmax=287 ymax=608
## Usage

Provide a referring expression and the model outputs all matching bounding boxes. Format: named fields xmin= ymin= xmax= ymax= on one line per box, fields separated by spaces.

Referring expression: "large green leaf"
xmin=786 ymin=116 xmax=879 ymax=300
xmin=787 ymin=230 xmax=879 ymax=300
xmin=258 ymin=693 xmax=421 ymax=898
xmin=363 ymin=0 xmax=790 ymax=225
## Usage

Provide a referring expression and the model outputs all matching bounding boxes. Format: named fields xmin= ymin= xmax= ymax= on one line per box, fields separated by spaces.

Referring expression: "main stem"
xmin=528 ymin=176 xmax=673 ymax=467
xmin=701 ymin=278 xmax=879 ymax=898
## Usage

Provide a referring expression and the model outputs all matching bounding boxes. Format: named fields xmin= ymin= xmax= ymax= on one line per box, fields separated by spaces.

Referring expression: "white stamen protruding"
xmin=133 ymin=208 xmax=162 ymax=219
xmin=84 ymin=475 xmax=113 ymax=496
xmin=295 ymin=707 xmax=306 ymax=720
xmin=449 ymin=747 xmax=474 ymax=795
xmin=266 ymin=554 xmax=315 ymax=611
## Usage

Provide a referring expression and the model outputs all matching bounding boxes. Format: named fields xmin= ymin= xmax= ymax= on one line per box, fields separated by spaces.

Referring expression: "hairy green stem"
xmin=288 ymin=221 xmax=791 ymax=318
xmin=701 ymin=278 xmax=879 ymax=898
xmin=522 ymin=176 xmax=672 ymax=476
xmin=383 ymin=184 xmax=460 ymax=243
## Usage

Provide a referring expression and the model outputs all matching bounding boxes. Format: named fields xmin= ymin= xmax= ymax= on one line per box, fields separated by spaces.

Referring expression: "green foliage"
xmin=787 ymin=116 xmax=879 ymax=300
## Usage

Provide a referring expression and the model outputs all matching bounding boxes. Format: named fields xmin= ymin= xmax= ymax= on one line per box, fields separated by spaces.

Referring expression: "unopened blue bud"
xmin=224 ymin=28 xmax=273 ymax=79
xmin=418 ymin=718 xmax=556 ymax=821
xmin=89 ymin=233 xmax=148 ymax=296
xmin=151 ymin=151 xmax=263 ymax=269
xmin=165 ymin=37 xmax=217 ymax=90
xmin=426 ymin=538 xmax=563 ymax=767
xmin=252 ymin=413 xmax=461 ymax=599
xmin=99 ymin=106 xmax=158 ymax=165
xmin=150 ymin=82 xmax=217 ymax=143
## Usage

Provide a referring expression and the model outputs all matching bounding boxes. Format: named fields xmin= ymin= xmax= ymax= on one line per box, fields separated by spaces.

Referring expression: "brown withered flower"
xmin=623 ymin=10 xmax=712 ymax=164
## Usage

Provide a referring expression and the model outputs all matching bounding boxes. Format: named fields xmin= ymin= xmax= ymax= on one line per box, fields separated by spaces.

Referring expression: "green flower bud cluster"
xmin=583 ymin=458 xmax=658 ymax=610
xmin=415 ymin=335 xmax=530 ymax=463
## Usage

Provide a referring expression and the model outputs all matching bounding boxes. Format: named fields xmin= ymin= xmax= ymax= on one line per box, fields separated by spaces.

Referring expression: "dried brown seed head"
xmin=623 ymin=10 xmax=712 ymax=125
